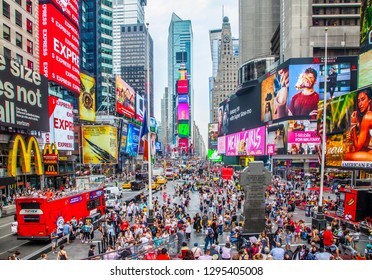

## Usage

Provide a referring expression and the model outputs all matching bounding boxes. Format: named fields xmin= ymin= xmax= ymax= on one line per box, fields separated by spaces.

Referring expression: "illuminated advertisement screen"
xmin=40 ymin=0 xmax=79 ymax=27
xmin=218 ymin=136 xmax=226 ymax=154
xmin=360 ymin=0 xmax=372 ymax=54
xmin=177 ymin=80 xmax=189 ymax=94
xmin=135 ymin=92 xmax=144 ymax=122
xmin=178 ymin=95 xmax=188 ymax=103
xmin=287 ymin=120 xmax=320 ymax=155
xmin=0 ymin=54 xmax=49 ymax=131
xmin=42 ymin=96 xmax=74 ymax=150
xmin=116 ymin=76 xmax=135 ymax=118
xmin=225 ymin=126 xmax=266 ymax=156
xmin=155 ymin=141 xmax=161 ymax=151
xmin=178 ymin=103 xmax=189 ymax=120
xmin=287 ymin=64 xmax=320 ymax=118
xmin=120 ymin=123 xmax=128 ymax=153
xmin=261 ymin=74 xmax=275 ymax=123
xmin=208 ymin=149 xmax=222 ymax=162
xmin=208 ymin=123 xmax=218 ymax=150
xmin=178 ymin=69 xmax=187 ymax=80
xmin=319 ymin=63 xmax=352 ymax=100
xmin=82 ymin=126 xmax=118 ymax=164
xmin=79 ymin=73 xmax=96 ymax=122
xmin=359 ymin=50 xmax=372 ymax=88
xmin=267 ymin=121 xmax=288 ymax=155
xmin=326 ymin=133 xmax=344 ymax=167
xmin=178 ymin=122 xmax=189 ymax=138
xmin=39 ymin=4 xmax=80 ymax=94
xmin=125 ymin=123 xmax=140 ymax=156
xmin=179 ymin=138 xmax=188 ymax=154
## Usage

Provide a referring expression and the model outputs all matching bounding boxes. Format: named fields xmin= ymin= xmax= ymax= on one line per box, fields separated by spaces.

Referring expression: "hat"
xmin=194 ymin=242 xmax=198 ymax=247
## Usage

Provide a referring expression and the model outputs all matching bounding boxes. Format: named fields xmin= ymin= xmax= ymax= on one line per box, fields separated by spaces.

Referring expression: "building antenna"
xmin=222 ymin=5 xmax=224 ymax=20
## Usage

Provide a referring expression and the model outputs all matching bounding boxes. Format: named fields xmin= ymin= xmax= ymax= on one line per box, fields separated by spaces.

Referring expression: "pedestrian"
xmin=88 ymin=244 xmax=100 ymax=260
xmin=40 ymin=253 xmax=48 ymax=260
xmin=63 ymin=221 xmax=71 ymax=244
xmin=57 ymin=245 xmax=68 ymax=260
xmin=50 ymin=228 xmax=59 ymax=254
xmin=191 ymin=242 xmax=203 ymax=260
xmin=204 ymin=222 xmax=214 ymax=251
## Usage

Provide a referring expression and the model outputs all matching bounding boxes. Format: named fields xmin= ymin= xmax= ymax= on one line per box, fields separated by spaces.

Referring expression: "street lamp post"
xmin=312 ymin=27 xmax=328 ymax=231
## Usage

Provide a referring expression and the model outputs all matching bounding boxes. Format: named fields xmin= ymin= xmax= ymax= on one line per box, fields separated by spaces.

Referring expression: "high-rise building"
xmin=211 ymin=17 xmax=239 ymax=123
xmin=167 ymin=13 xmax=193 ymax=149
xmin=160 ymin=87 xmax=169 ymax=153
xmin=119 ymin=23 xmax=154 ymax=117
xmin=239 ymin=0 xmax=280 ymax=65
xmin=79 ymin=0 xmax=114 ymax=114
xmin=112 ymin=0 xmax=146 ymax=76
xmin=0 ymin=0 xmax=39 ymax=71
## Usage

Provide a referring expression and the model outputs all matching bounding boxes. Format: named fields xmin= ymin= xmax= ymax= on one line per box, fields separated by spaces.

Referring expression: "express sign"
xmin=39 ymin=3 xmax=80 ymax=94
xmin=44 ymin=0 xmax=79 ymax=27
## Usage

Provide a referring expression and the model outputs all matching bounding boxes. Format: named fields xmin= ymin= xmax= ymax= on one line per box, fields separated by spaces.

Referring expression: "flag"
xmin=317 ymin=144 xmax=322 ymax=165
xmin=141 ymin=111 xmax=150 ymax=161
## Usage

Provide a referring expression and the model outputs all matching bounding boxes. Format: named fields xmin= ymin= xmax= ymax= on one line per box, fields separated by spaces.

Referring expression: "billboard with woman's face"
xmin=116 ymin=77 xmax=136 ymax=118
xmin=261 ymin=74 xmax=275 ymax=123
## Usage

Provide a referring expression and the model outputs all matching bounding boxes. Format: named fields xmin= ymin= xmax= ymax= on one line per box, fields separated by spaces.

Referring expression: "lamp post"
xmin=312 ymin=27 xmax=328 ymax=231
xmin=79 ymin=145 xmax=83 ymax=170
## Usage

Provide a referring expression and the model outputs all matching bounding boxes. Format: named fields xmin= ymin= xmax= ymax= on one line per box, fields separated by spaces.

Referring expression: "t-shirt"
xmin=322 ymin=230 xmax=334 ymax=247
xmin=289 ymin=91 xmax=319 ymax=116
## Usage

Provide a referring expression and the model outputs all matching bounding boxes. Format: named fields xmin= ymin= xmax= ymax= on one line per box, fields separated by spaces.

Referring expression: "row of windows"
xmin=3 ymin=24 xmax=33 ymax=53
xmin=313 ymin=7 xmax=359 ymax=15
xmin=3 ymin=1 xmax=33 ymax=33
xmin=313 ymin=0 xmax=356 ymax=3
xmin=121 ymin=25 xmax=145 ymax=32
xmin=3 ymin=47 xmax=34 ymax=69
xmin=313 ymin=18 xmax=359 ymax=26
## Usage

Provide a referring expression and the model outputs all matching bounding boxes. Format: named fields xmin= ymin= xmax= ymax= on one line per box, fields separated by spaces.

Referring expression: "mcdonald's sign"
xmin=43 ymin=143 xmax=59 ymax=164
xmin=44 ymin=164 xmax=58 ymax=175
xmin=7 ymin=135 xmax=43 ymax=177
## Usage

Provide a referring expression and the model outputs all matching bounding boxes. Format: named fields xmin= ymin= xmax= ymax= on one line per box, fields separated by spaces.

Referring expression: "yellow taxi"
xmin=122 ymin=182 xmax=131 ymax=189
xmin=146 ymin=181 xmax=160 ymax=191
xmin=156 ymin=176 xmax=167 ymax=185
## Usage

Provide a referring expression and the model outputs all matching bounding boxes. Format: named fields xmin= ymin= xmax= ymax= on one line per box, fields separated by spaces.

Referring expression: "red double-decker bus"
xmin=14 ymin=187 xmax=106 ymax=241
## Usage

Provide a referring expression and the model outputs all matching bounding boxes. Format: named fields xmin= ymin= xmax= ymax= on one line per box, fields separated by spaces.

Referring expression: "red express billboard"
xmin=177 ymin=80 xmax=189 ymax=94
xmin=42 ymin=0 xmax=79 ymax=27
xmin=39 ymin=4 xmax=80 ymax=94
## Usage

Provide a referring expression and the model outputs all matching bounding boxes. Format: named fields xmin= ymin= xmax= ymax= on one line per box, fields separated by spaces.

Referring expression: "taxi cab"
xmin=122 ymin=182 xmax=131 ymax=189
xmin=146 ymin=181 xmax=160 ymax=191
xmin=156 ymin=176 xmax=167 ymax=185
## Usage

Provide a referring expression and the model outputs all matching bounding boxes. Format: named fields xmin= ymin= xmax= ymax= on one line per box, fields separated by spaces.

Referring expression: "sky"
xmin=145 ymin=0 xmax=239 ymax=147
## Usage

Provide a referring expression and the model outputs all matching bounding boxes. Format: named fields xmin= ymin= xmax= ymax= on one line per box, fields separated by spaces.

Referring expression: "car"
xmin=105 ymin=193 xmax=118 ymax=209
xmin=146 ymin=181 xmax=160 ymax=191
xmin=122 ymin=182 xmax=131 ymax=189
xmin=156 ymin=176 xmax=167 ymax=185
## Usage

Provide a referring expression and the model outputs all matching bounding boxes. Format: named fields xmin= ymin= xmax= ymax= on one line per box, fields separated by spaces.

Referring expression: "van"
xmin=165 ymin=168 xmax=174 ymax=180
xmin=104 ymin=186 xmax=121 ymax=198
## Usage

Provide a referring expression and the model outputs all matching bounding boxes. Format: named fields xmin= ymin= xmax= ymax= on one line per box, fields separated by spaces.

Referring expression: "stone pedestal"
xmin=239 ymin=161 xmax=271 ymax=235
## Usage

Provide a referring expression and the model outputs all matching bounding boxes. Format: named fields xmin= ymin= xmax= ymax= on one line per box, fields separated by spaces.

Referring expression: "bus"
xmin=14 ymin=187 xmax=106 ymax=241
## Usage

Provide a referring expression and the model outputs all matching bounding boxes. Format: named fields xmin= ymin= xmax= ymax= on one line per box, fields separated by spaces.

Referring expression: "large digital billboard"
xmin=261 ymin=74 xmax=275 ymax=123
xmin=40 ymin=0 xmax=79 ymax=27
xmin=208 ymin=149 xmax=222 ymax=162
xmin=116 ymin=76 xmax=135 ymax=118
xmin=79 ymin=73 xmax=96 ymax=122
xmin=267 ymin=121 xmax=288 ymax=155
xmin=82 ymin=126 xmax=118 ymax=164
xmin=178 ymin=103 xmax=189 ymax=120
xmin=218 ymin=136 xmax=226 ymax=154
xmin=319 ymin=63 xmax=352 ymax=100
xmin=119 ymin=123 xmax=128 ymax=153
xmin=177 ymin=80 xmax=189 ymax=94
xmin=0 ymin=54 xmax=49 ymax=131
xmin=287 ymin=120 xmax=320 ymax=155
xmin=225 ymin=126 xmax=266 ymax=156
xmin=42 ymin=96 xmax=74 ymax=150
xmin=135 ymin=92 xmax=144 ymax=122
xmin=178 ymin=95 xmax=188 ymax=103
xmin=125 ymin=123 xmax=140 ymax=156
xmin=208 ymin=123 xmax=218 ymax=150
xmin=39 ymin=3 xmax=80 ymax=94
xmin=218 ymin=87 xmax=262 ymax=136
xmin=178 ymin=122 xmax=190 ymax=138
xmin=178 ymin=138 xmax=189 ymax=154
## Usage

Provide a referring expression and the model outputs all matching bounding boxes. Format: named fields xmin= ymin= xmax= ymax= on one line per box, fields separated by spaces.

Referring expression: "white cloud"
xmin=146 ymin=0 xmax=239 ymax=146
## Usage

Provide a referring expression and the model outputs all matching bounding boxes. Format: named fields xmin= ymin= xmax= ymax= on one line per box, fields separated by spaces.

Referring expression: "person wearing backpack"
xmin=204 ymin=223 xmax=214 ymax=251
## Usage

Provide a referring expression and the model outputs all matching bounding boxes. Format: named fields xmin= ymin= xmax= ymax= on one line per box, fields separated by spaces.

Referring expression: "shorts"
xmin=325 ymin=244 xmax=338 ymax=252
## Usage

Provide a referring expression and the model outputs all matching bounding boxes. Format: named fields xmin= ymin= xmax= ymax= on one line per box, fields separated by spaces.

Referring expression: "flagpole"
xmin=146 ymin=22 xmax=154 ymax=227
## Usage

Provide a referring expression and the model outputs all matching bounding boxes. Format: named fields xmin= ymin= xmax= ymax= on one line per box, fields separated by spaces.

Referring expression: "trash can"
xmin=305 ymin=204 xmax=312 ymax=217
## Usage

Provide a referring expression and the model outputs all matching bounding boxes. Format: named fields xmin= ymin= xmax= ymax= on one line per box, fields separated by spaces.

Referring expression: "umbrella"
xmin=307 ymin=187 xmax=331 ymax=191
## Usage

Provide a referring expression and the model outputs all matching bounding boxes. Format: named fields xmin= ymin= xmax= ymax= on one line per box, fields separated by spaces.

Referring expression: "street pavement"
xmin=35 ymin=180 xmax=371 ymax=260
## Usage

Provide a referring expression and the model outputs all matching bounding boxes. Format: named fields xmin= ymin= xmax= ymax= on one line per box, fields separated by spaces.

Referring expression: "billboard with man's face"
xmin=116 ymin=76 xmax=136 ymax=118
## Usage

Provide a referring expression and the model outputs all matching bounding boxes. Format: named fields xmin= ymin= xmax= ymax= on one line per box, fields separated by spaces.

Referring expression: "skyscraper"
xmin=112 ymin=0 xmax=146 ymax=76
xmin=167 ymin=13 xmax=193 ymax=149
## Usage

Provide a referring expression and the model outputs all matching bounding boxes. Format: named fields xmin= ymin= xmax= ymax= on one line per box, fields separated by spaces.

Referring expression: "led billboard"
xmin=125 ymin=123 xmax=140 ymax=156
xmin=116 ymin=76 xmax=135 ymax=118
xmin=0 ymin=54 xmax=49 ymax=131
xmin=178 ymin=138 xmax=189 ymax=154
xmin=218 ymin=136 xmax=226 ymax=154
xmin=178 ymin=122 xmax=189 ymax=138
xmin=135 ymin=92 xmax=144 ymax=122
xmin=178 ymin=103 xmax=189 ymax=120
xmin=225 ymin=126 xmax=266 ymax=156
xmin=82 ymin=126 xmax=118 ymax=164
xmin=79 ymin=73 xmax=96 ymax=122
xmin=208 ymin=149 xmax=222 ymax=162
xmin=267 ymin=121 xmax=288 ymax=155
xmin=178 ymin=95 xmax=188 ymax=103
xmin=208 ymin=123 xmax=218 ymax=150
xmin=40 ymin=0 xmax=79 ymax=27
xmin=287 ymin=120 xmax=320 ymax=155
xmin=39 ymin=3 xmax=80 ymax=94
xmin=119 ymin=123 xmax=128 ymax=153
xmin=261 ymin=74 xmax=275 ymax=123
xmin=42 ymin=96 xmax=74 ymax=150
xmin=177 ymin=80 xmax=189 ymax=94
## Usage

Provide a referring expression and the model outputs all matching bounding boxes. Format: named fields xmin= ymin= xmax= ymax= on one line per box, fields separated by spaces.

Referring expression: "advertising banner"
xmin=125 ymin=123 xmax=140 ymax=156
xmin=43 ymin=96 xmax=74 ymax=150
xmin=177 ymin=80 xmax=189 ymax=94
xmin=267 ymin=144 xmax=275 ymax=155
xmin=116 ymin=76 xmax=135 ymax=118
xmin=287 ymin=120 xmax=320 ymax=155
xmin=225 ymin=126 xmax=266 ymax=156
xmin=208 ymin=149 xmax=222 ymax=162
xmin=261 ymin=74 xmax=275 ymax=123
xmin=267 ymin=121 xmax=288 ymax=155
xmin=119 ymin=123 xmax=128 ymax=153
xmin=325 ymin=133 xmax=344 ymax=167
xmin=155 ymin=141 xmax=161 ymax=151
xmin=178 ymin=138 xmax=188 ymax=154
xmin=135 ymin=92 xmax=144 ymax=122
xmin=39 ymin=3 xmax=80 ymax=94
xmin=0 ymin=54 xmax=49 ymax=131
xmin=82 ymin=126 xmax=118 ymax=164
xmin=359 ymin=0 xmax=372 ymax=88
xmin=178 ymin=95 xmax=188 ymax=103
xmin=287 ymin=64 xmax=320 ymax=118
xmin=319 ymin=63 xmax=352 ymax=100
xmin=178 ymin=121 xmax=189 ymax=138
xmin=178 ymin=103 xmax=189 ymax=120
xmin=39 ymin=0 xmax=79 ymax=27
xmin=218 ymin=87 xmax=262 ymax=136
xmin=150 ymin=117 xmax=157 ymax=133
xmin=79 ymin=73 xmax=96 ymax=122
xmin=272 ymin=66 xmax=289 ymax=120
xmin=218 ymin=136 xmax=226 ymax=154
xmin=208 ymin=123 xmax=218 ymax=150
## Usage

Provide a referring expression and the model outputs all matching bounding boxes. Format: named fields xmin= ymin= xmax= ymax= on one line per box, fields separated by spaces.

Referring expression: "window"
xmin=15 ymin=10 xmax=22 ymax=27
xmin=3 ymin=24 xmax=10 ymax=41
xmin=27 ymin=39 xmax=33 ymax=54
xmin=16 ymin=32 xmax=22 ymax=48
xmin=15 ymin=0 xmax=21 ymax=5
xmin=26 ymin=0 xmax=32 ymax=14
xmin=27 ymin=60 xmax=33 ymax=69
xmin=2 ymin=0 xmax=10 ymax=18
xmin=16 ymin=54 xmax=23 ymax=65
xmin=26 ymin=19 xmax=32 ymax=34
xmin=4 ymin=47 xmax=11 ymax=59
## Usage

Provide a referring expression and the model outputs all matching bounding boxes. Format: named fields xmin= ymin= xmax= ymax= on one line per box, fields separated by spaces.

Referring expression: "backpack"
xmin=207 ymin=228 xmax=214 ymax=237
xmin=339 ymin=234 xmax=346 ymax=245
